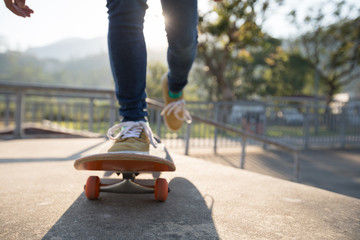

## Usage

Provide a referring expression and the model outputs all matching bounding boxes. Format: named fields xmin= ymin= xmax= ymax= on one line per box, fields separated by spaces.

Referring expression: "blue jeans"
xmin=106 ymin=0 xmax=198 ymax=121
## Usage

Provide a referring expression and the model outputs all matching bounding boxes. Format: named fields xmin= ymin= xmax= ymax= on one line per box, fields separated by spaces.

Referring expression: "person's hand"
xmin=4 ymin=0 xmax=34 ymax=18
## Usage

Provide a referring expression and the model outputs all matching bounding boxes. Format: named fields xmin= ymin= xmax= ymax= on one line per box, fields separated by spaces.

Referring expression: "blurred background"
xmin=1 ymin=0 xmax=359 ymax=101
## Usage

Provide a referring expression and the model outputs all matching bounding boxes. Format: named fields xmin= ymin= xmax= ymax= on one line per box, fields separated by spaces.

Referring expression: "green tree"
xmin=234 ymin=37 xmax=313 ymax=98
xmin=195 ymin=30 xmax=312 ymax=100
xmin=197 ymin=0 xmax=283 ymax=101
xmin=290 ymin=1 xmax=360 ymax=105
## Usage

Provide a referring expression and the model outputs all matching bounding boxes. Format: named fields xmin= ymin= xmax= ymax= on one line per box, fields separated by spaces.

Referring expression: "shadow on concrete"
xmin=246 ymin=149 xmax=298 ymax=179
xmin=0 ymin=139 xmax=107 ymax=164
xmin=42 ymin=177 xmax=219 ymax=239
xmin=191 ymin=148 xmax=360 ymax=199
xmin=299 ymin=149 xmax=360 ymax=199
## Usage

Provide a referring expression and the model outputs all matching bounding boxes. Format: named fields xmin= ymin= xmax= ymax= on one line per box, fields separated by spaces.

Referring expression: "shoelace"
xmin=107 ymin=121 xmax=158 ymax=148
xmin=161 ymin=99 xmax=192 ymax=124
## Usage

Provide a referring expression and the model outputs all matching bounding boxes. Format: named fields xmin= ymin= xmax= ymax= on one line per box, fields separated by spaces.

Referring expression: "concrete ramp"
xmin=0 ymin=139 xmax=359 ymax=239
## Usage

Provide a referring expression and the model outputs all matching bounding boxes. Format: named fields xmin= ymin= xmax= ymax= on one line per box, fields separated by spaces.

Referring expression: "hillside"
xmin=0 ymin=37 xmax=167 ymax=89
xmin=25 ymin=36 xmax=167 ymax=63
xmin=26 ymin=37 xmax=108 ymax=62
xmin=0 ymin=51 xmax=114 ymax=89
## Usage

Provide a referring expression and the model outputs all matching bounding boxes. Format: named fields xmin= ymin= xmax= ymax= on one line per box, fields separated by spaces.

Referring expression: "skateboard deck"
xmin=74 ymin=137 xmax=175 ymax=202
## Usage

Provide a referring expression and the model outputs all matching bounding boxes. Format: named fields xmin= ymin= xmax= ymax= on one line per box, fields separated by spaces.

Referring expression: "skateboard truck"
xmin=84 ymin=174 xmax=169 ymax=202
xmin=102 ymin=173 xmax=153 ymax=194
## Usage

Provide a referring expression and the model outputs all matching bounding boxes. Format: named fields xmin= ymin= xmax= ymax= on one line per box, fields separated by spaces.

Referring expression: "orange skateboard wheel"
xmin=85 ymin=176 xmax=100 ymax=200
xmin=154 ymin=178 xmax=168 ymax=202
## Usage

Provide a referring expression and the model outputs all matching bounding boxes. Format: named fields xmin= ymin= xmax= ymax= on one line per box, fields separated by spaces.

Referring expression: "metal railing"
xmin=3 ymin=82 xmax=358 ymax=149
xmin=0 ymin=81 xmax=117 ymax=138
xmin=0 ymin=81 xmax=303 ymax=180
xmin=147 ymin=98 xmax=300 ymax=180
xmin=207 ymin=99 xmax=360 ymax=149
xmin=262 ymin=98 xmax=360 ymax=149
xmin=3 ymin=82 xmax=360 ymax=180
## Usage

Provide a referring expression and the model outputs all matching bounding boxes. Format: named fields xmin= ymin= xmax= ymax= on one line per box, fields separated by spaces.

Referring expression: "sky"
xmin=0 ymin=0 xmax=359 ymax=51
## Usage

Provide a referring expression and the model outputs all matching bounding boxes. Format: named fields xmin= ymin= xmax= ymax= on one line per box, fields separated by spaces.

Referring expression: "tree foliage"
xmin=197 ymin=0 xmax=359 ymax=103
xmin=289 ymin=1 xmax=360 ymax=104
xmin=197 ymin=0 xmax=316 ymax=102
xmin=198 ymin=0 xmax=267 ymax=101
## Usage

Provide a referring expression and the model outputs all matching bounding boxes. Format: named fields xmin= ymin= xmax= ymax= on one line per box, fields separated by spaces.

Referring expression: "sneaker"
xmin=161 ymin=75 xmax=192 ymax=131
xmin=106 ymin=121 xmax=157 ymax=154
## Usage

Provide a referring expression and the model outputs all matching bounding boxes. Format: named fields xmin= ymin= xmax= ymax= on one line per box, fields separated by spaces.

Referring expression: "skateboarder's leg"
xmin=160 ymin=0 xmax=197 ymax=131
xmin=106 ymin=0 xmax=154 ymax=153
xmin=161 ymin=0 xmax=198 ymax=94
xmin=107 ymin=0 xmax=149 ymax=122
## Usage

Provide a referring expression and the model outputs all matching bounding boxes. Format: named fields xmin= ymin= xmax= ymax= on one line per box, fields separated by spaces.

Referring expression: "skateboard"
xmin=74 ymin=137 xmax=175 ymax=202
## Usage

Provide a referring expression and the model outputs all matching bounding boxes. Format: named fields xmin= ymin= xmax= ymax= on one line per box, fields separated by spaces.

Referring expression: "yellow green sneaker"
xmin=107 ymin=121 xmax=157 ymax=154
xmin=161 ymin=74 xmax=192 ymax=131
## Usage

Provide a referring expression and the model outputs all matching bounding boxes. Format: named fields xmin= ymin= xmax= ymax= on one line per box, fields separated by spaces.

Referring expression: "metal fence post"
xmin=14 ymin=90 xmax=24 ymax=138
xmin=293 ymin=151 xmax=300 ymax=182
xmin=262 ymin=104 xmax=268 ymax=149
xmin=213 ymin=102 xmax=219 ymax=154
xmin=304 ymin=105 xmax=310 ymax=149
xmin=80 ymin=103 xmax=85 ymax=130
xmin=4 ymin=94 xmax=10 ymax=127
xmin=240 ymin=137 xmax=247 ymax=169
xmin=89 ymin=98 xmax=94 ymax=132
xmin=65 ymin=103 xmax=70 ymax=128
xmin=340 ymin=107 xmax=346 ymax=148
xmin=185 ymin=123 xmax=191 ymax=156
xmin=56 ymin=102 xmax=61 ymax=125
xmin=109 ymin=94 xmax=116 ymax=127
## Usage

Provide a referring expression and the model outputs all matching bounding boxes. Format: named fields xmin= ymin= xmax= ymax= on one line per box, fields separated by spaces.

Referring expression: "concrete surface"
xmin=0 ymin=138 xmax=359 ymax=239
xmin=188 ymin=146 xmax=360 ymax=199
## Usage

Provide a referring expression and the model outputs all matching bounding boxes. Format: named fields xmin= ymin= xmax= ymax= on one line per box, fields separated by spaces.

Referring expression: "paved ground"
xmin=0 ymin=138 xmax=359 ymax=239
xmin=187 ymin=146 xmax=360 ymax=199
